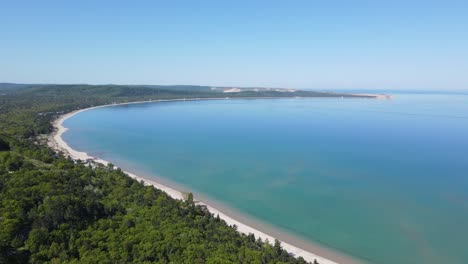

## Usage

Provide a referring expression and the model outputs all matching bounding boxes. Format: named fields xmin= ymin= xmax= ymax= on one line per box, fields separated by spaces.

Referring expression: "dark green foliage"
xmin=0 ymin=84 xmax=324 ymax=263
xmin=0 ymin=138 xmax=10 ymax=151
xmin=0 ymin=148 xmax=311 ymax=263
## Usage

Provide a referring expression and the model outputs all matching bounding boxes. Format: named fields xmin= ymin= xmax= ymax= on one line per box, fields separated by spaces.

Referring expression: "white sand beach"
xmin=48 ymin=99 xmax=363 ymax=264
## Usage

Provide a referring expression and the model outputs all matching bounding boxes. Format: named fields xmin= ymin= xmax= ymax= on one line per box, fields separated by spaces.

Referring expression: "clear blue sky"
xmin=1 ymin=0 xmax=468 ymax=90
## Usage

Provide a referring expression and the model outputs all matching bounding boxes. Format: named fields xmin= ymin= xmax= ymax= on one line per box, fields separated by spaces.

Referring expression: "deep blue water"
xmin=63 ymin=94 xmax=468 ymax=264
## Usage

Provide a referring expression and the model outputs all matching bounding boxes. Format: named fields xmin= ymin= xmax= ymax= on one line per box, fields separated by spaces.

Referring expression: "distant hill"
xmin=0 ymin=83 xmax=212 ymax=94
xmin=0 ymin=83 xmax=41 ymax=94
xmin=138 ymin=85 xmax=213 ymax=91
xmin=0 ymin=83 xmax=373 ymax=98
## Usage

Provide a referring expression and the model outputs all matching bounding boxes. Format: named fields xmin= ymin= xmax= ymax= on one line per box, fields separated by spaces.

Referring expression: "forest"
xmin=0 ymin=84 xmax=341 ymax=263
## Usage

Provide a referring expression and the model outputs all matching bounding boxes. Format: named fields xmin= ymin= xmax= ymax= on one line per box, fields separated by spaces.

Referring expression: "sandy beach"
xmin=48 ymin=98 xmax=362 ymax=264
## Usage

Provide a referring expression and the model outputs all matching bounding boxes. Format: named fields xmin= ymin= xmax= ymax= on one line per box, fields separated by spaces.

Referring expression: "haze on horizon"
xmin=1 ymin=0 xmax=468 ymax=91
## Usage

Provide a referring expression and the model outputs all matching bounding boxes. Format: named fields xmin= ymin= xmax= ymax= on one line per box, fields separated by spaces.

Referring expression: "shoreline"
xmin=48 ymin=97 xmax=364 ymax=264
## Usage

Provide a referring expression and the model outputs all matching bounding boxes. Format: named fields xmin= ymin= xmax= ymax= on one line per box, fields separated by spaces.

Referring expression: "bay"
xmin=63 ymin=94 xmax=468 ymax=264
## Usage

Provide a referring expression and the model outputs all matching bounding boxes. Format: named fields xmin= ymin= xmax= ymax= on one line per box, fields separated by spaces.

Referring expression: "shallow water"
xmin=64 ymin=94 xmax=468 ymax=264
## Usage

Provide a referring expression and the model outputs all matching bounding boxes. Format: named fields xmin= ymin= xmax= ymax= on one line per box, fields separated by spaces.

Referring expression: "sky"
xmin=1 ymin=0 xmax=468 ymax=90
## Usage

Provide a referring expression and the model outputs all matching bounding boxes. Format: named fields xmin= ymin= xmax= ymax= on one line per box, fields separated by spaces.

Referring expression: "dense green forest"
xmin=0 ymin=84 xmax=353 ymax=263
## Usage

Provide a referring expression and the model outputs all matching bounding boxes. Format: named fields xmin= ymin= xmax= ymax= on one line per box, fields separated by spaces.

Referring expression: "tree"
xmin=274 ymin=239 xmax=282 ymax=256
xmin=0 ymin=138 xmax=10 ymax=151
xmin=187 ymin=192 xmax=194 ymax=204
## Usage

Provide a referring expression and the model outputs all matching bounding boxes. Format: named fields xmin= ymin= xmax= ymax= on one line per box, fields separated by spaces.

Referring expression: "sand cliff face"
xmin=211 ymin=87 xmax=299 ymax=93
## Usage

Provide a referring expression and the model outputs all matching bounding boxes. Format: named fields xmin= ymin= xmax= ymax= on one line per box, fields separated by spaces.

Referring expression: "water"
xmin=63 ymin=94 xmax=468 ymax=264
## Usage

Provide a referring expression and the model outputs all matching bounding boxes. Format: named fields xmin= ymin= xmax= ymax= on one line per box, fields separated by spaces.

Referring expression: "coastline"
xmin=352 ymin=93 xmax=392 ymax=100
xmin=48 ymin=98 xmax=363 ymax=264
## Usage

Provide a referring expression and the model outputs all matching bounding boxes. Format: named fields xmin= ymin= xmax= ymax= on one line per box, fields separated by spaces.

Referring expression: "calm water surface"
xmin=64 ymin=94 xmax=468 ymax=264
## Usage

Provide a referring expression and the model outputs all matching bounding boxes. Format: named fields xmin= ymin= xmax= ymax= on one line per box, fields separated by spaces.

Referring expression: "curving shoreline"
xmin=48 ymin=98 xmax=363 ymax=264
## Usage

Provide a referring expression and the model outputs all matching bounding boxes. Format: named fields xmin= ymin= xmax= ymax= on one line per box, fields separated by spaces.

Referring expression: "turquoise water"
xmin=63 ymin=94 xmax=468 ymax=264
